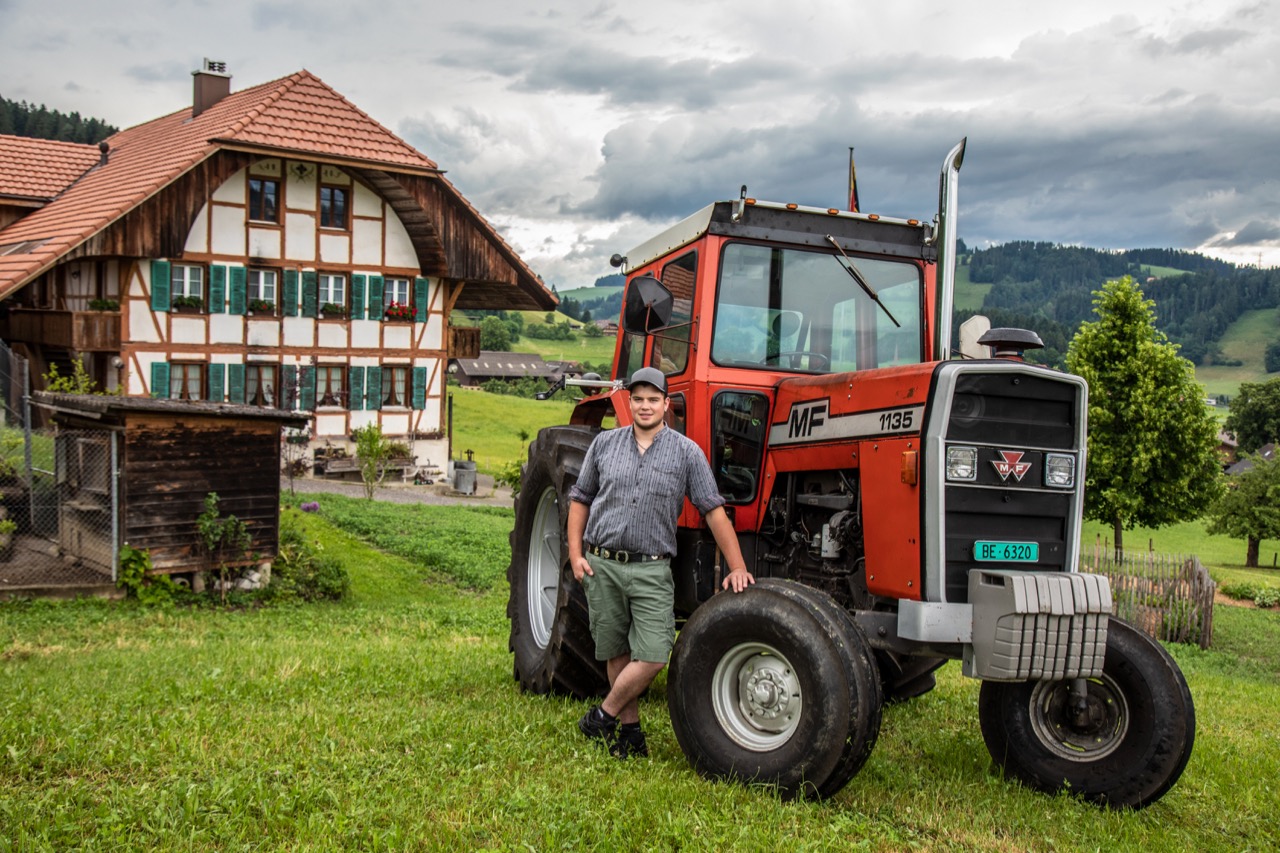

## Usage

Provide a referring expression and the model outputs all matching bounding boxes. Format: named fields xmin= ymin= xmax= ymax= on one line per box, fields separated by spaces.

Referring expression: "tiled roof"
xmin=0 ymin=136 xmax=100 ymax=201
xmin=0 ymin=70 xmax=442 ymax=299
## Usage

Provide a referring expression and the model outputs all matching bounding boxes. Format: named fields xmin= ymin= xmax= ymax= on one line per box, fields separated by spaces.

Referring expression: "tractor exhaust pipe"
xmin=933 ymin=138 xmax=966 ymax=362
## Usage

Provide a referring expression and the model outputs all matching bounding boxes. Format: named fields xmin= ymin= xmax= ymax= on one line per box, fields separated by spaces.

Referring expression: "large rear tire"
xmin=667 ymin=579 xmax=882 ymax=800
xmin=978 ymin=618 xmax=1195 ymax=809
xmin=507 ymin=427 xmax=608 ymax=699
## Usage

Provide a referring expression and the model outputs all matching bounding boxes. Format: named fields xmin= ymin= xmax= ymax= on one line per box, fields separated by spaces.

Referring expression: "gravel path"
xmin=281 ymin=472 xmax=515 ymax=508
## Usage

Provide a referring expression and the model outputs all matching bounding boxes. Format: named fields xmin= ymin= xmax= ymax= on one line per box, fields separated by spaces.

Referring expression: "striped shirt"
xmin=569 ymin=425 xmax=725 ymax=556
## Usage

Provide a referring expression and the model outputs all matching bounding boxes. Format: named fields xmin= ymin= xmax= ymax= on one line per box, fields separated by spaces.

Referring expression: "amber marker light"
xmin=786 ymin=203 xmax=798 ymax=210
xmin=901 ymin=450 xmax=919 ymax=485
xmin=828 ymin=208 xmax=840 ymax=215
xmin=868 ymin=213 xmax=880 ymax=220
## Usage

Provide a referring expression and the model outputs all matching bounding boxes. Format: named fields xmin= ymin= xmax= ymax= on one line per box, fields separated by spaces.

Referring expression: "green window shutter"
xmin=228 ymin=267 xmax=247 ymax=316
xmin=299 ymin=366 xmax=316 ymax=411
xmin=412 ymin=366 xmax=427 ymax=409
xmin=351 ymin=274 xmax=367 ymax=321
xmin=150 ymin=260 xmax=171 ymax=311
xmin=365 ymin=366 xmax=383 ymax=411
xmin=208 ymin=363 xmax=226 ymax=402
xmin=348 ymin=366 xmax=365 ymax=410
xmin=149 ymin=361 xmax=170 ymax=398
xmin=227 ymin=363 xmax=246 ymax=404
xmin=369 ymin=276 xmax=384 ymax=318
xmin=209 ymin=265 xmax=227 ymax=314
xmin=283 ymin=270 xmax=299 ymax=317
xmin=282 ymin=365 xmax=298 ymax=410
xmin=302 ymin=271 xmax=318 ymax=318
xmin=414 ymin=277 xmax=429 ymax=323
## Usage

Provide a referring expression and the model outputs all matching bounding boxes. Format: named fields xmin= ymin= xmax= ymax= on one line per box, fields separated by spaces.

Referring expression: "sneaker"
xmin=609 ymin=724 xmax=648 ymax=759
xmin=578 ymin=705 xmax=617 ymax=743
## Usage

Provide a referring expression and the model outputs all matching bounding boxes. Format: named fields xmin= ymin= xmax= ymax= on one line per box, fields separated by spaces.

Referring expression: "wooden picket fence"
xmin=1080 ymin=541 xmax=1216 ymax=649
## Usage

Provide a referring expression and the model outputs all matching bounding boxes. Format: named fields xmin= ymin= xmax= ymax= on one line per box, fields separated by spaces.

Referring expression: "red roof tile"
xmin=0 ymin=136 xmax=100 ymax=201
xmin=0 ymin=70 xmax=444 ymax=298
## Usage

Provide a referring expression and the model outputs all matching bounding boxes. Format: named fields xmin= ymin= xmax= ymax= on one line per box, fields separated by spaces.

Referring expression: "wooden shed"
xmin=34 ymin=392 xmax=308 ymax=576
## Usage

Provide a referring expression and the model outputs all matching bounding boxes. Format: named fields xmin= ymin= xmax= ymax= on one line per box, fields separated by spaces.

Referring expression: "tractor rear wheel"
xmin=667 ymin=579 xmax=882 ymax=800
xmin=507 ymin=427 xmax=608 ymax=699
xmin=978 ymin=618 xmax=1195 ymax=809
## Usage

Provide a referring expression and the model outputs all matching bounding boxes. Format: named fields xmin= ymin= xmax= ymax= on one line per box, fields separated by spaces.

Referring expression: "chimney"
xmin=192 ymin=58 xmax=231 ymax=118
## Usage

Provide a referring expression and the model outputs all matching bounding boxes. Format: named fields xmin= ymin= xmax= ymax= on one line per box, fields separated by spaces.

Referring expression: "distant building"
xmin=449 ymin=351 xmax=567 ymax=387
xmin=1226 ymin=442 xmax=1276 ymax=475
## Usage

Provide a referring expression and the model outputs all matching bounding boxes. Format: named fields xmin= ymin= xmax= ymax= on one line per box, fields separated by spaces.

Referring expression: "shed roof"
xmin=33 ymin=391 xmax=311 ymax=427
xmin=452 ymin=351 xmax=560 ymax=379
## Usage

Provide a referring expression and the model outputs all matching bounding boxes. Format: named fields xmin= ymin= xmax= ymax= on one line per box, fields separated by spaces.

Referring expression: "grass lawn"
xmin=2 ymin=497 xmax=1278 ymax=850
xmin=448 ymin=387 xmax=580 ymax=475
xmin=1188 ymin=308 xmax=1279 ymax=400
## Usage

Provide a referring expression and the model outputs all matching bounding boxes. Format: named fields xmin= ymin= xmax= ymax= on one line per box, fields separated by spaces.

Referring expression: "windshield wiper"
xmin=824 ymin=235 xmax=901 ymax=328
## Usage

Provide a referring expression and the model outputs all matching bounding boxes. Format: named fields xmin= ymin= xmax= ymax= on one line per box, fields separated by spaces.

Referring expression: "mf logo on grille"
xmin=992 ymin=450 xmax=1032 ymax=482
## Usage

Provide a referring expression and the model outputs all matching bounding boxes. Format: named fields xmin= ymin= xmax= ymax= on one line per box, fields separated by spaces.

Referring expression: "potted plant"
xmin=88 ymin=298 xmax=120 ymax=311
xmin=320 ymin=302 xmax=347 ymax=319
xmin=171 ymin=295 xmax=203 ymax=313
xmin=384 ymin=302 xmax=415 ymax=322
xmin=248 ymin=298 xmax=275 ymax=315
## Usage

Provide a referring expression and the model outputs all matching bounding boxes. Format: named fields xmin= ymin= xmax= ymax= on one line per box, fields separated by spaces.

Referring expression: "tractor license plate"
xmin=974 ymin=541 xmax=1039 ymax=562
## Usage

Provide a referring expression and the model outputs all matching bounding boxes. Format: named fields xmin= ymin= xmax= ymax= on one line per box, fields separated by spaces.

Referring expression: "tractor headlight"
xmin=945 ymin=446 xmax=977 ymax=481
xmin=1044 ymin=453 xmax=1076 ymax=489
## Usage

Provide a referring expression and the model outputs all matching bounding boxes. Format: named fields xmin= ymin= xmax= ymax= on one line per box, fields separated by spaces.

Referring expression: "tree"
xmin=1066 ymin=276 xmax=1223 ymax=555
xmin=480 ymin=315 xmax=511 ymax=350
xmin=1224 ymin=377 xmax=1280 ymax=453
xmin=1265 ymin=341 xmax=1280 ymax=373
xmin=352 ymin=424 xmax=392 ymax=500
xmin=1205 ymin=454 xmax=1280 ymax=567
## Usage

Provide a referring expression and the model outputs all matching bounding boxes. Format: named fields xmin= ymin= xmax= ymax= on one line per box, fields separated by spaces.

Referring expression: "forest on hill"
xmin=0 ymin=95 xmax=118 ymax=144
xmin=967 ymin=241 xmax=1280 ymax=368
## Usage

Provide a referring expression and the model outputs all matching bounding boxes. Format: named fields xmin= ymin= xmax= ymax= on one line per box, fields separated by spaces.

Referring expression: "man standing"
xmin=568 ymin=366 xmax=754 ymax=758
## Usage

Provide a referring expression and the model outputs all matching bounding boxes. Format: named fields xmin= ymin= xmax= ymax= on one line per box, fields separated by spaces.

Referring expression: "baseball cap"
xmin=625 ymin=366 xmax=668 ymax=395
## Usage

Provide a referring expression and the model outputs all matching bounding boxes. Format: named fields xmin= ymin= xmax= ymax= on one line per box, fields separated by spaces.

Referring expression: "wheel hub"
xmin=1029 ymin=675 xmax=1129 ymax=761
xmin=526 ymin=486 xmax=561 ymax=649
xmin=711 ymin=642 xmax=803 ymax=751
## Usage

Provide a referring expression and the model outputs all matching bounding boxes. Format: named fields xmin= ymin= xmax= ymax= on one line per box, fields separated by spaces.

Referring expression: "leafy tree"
xmin=1265 ymin=341 xmax=1280 ymax=373
xmin=1066 ymin=276 xmax=1223 ymax=555
xmin=1205 ymin=454 xmax=1280 ymax=567
xmin=479 ymin=315 xmax=511 ymax=350
xmin=352 ymin=424 xmax=392 ymax=500
xmin=1224 ymin=378 xmax=1280 ymax=453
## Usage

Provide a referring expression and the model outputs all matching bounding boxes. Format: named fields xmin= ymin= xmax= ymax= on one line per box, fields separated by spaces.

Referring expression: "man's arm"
xmin=705 ymin=506 xmax=754 ymax=593
xmin=568 ymin=500 xmax=594 ymax=582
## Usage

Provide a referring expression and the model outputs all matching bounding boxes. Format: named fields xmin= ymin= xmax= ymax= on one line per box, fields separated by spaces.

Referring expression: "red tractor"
xmin=507 ymin=140 xmax=1194 ymax=807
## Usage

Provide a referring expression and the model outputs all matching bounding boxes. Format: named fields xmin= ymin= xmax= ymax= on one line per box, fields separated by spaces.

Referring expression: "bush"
xmin=117 ymin=543 xmax=181 ymax=606
xmin=268 ymin=510 xmax=350 ymax=602
xmin=1254 ymin=587 xmax=1280 ymax=609
xmin=494 ymin=459 xmax=523 ymax=497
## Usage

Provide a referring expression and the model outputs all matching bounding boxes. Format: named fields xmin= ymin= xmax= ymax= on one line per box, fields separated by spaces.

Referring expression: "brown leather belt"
xmin=585 ymin=543 xmax=668 ymax=564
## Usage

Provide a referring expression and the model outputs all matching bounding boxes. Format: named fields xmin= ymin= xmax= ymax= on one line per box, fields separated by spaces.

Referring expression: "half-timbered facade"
xmin=0 ymin=63 xmax=553 ymax=467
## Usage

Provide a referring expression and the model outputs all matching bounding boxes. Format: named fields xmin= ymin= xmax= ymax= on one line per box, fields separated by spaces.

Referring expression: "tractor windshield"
xmin=710 ymin=242 xmax=924 ymax=374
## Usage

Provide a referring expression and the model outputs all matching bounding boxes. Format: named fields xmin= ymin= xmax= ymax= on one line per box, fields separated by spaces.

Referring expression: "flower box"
xmin=319 ymin=302 xmax=348 ymax=319
xmin=384 ymin=302 xmax=415 ymax=322
xmin=171 ymin=296 xmax=203 ymax=313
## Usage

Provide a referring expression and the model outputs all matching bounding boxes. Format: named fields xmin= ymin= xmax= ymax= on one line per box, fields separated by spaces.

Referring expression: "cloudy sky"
xmin=3 ymin=0 xmax=1278 ymax=289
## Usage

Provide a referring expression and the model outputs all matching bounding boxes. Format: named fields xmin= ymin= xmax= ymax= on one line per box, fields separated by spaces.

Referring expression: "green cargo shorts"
xmin=581 ymin=552 xmax=676 ymax=664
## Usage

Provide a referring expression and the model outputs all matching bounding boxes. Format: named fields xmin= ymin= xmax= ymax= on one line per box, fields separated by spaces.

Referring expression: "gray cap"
xmin=625 ymin=366 xmax=668 ymax=395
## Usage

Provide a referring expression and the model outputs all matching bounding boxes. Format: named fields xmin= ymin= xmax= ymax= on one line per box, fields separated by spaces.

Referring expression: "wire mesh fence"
xmin=1081 ymin=542 xmax=1216 ymax=649
xmin=0 ymin=342 xmax=118 ymax=595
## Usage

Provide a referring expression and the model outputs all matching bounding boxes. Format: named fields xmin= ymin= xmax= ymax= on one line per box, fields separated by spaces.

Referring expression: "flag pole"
xmin=848 ymin=147 xmax=860 ymax=212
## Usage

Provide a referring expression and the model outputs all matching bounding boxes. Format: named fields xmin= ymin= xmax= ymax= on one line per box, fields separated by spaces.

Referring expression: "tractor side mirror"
xmin=622 ymin=274 xmax=674 ymax=334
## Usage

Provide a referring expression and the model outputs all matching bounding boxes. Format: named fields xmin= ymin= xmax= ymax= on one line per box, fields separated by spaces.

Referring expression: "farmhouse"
xmin=0 ymin=61 xmax=555 ymax=467
xmin=448 ymin=350 xmax=567 ymax=387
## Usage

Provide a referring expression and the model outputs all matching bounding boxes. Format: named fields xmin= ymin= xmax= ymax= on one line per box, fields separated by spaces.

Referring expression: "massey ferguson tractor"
xmin=507 ymin=140 xmax=1194 ymax=808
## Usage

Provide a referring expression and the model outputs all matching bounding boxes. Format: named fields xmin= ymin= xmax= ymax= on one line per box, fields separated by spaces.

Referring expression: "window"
xmin=316 ymin=366 xmax=346 ymax=407
xmin=248 ymin=178 xmax=279 ymax=223
xmin=319 ymin=273 xmax=346 ymax=316
xmin=169 ymin=363 xmax=205 ymax=401
xmin=711 ymin=242 xmax=923 ymax=374
xmin=246 ymin=364 xmax=277 ymax=407
xmin=383 ymin=277 xmax=412 ymax=320
xmin=711 ymin=391 xmax=769 ymax=503
xmin=649 ymin=251 xmax=696 ymax=377
xmin=320 ymin=185 xmax=349 ymax=229
xmin=171 ymin=264 xmax=204 ymax=301
xmin=248 ymin=269 xmax=277 ymax=311
xmin=382 ymin=365 xmax=408 ymax=407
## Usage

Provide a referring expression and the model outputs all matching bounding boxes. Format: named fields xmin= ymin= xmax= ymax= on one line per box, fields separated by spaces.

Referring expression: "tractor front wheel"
xmin=978 ymin=618 xmax=1195 ymax=809
xmin=667 ymin=579 xmax=882 ymax=800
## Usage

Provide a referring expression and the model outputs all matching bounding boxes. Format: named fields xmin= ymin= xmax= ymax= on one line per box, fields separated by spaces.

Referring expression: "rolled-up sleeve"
xmin=568 ymin=438 xmax=600 ymax=505
xmin=685 ymin=444 xmax=726 ymax=516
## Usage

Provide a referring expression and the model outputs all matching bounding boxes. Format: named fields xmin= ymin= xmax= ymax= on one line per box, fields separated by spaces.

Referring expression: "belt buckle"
xmin=616 ymin=550 xmax=629 ymax=564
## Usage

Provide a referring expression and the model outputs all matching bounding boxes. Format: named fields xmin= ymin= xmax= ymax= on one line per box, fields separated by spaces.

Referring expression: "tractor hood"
xmin=766 ymin=364 xmax=936 ymax=454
